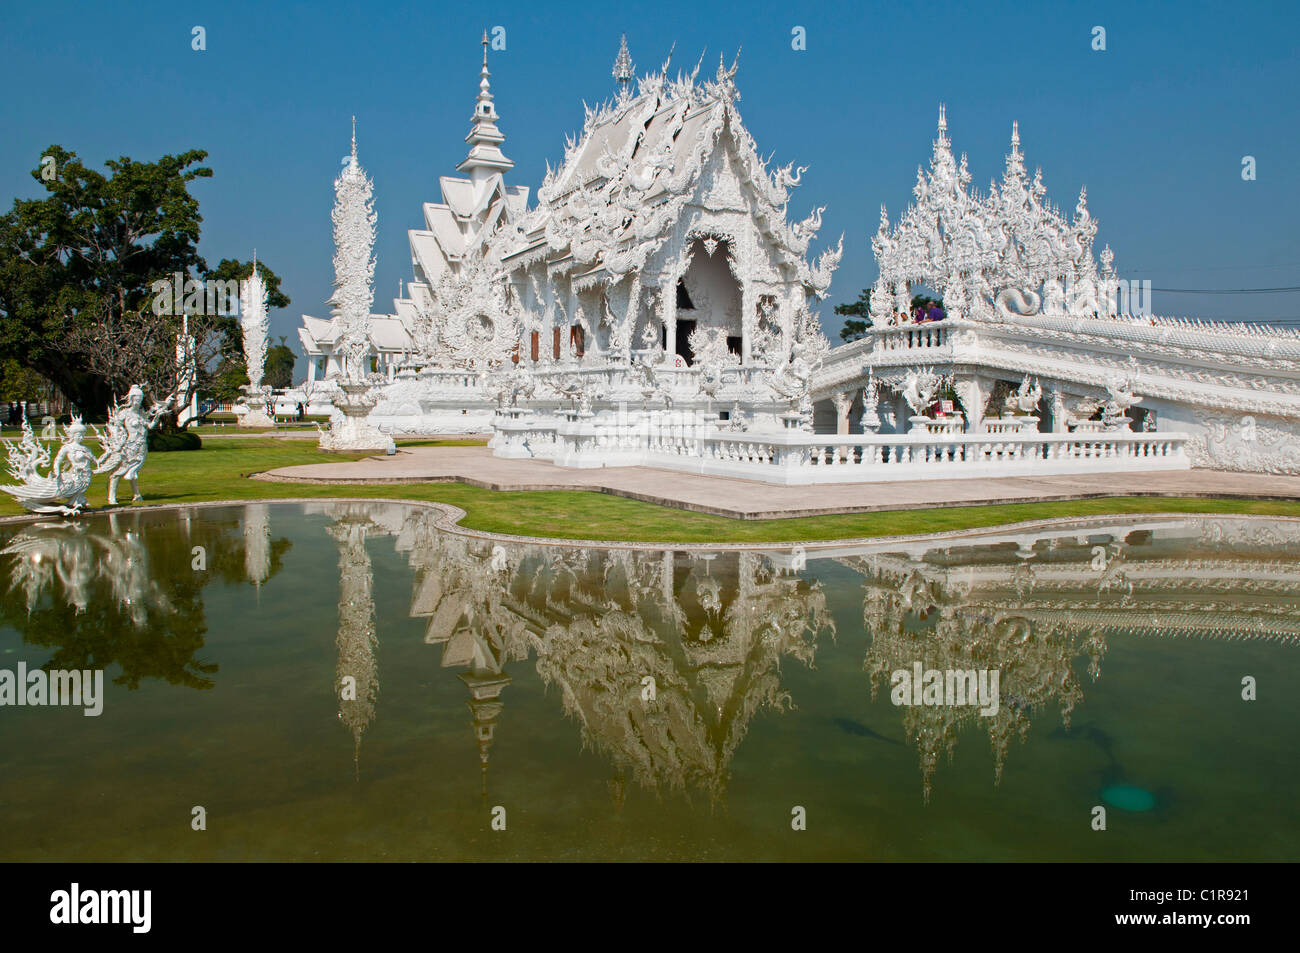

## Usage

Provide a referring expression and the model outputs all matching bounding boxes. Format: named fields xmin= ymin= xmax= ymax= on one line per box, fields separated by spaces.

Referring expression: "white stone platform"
xmin=252 ymin=445 xmax=1300 ymax=520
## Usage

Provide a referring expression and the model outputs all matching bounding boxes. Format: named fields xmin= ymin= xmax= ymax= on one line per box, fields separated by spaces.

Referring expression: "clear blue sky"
xmin=2 ymin=0 xmax=1298 ymax=373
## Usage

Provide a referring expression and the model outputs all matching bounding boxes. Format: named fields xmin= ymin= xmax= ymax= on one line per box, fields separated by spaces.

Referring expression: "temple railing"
xmin=872 ymin=321 xmax=952 ymax=352
xmin=493 ymin=412 xmax=1191 ymax=484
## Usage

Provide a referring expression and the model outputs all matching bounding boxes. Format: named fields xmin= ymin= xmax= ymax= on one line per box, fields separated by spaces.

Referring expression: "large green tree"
xmin=264 ymin=336 xmax=297 ymax=389
xmin=0 ymin=148 xmax=295 ymax=419
xmin=835 ymin=288 xmax=873 ymax=341
xmin=0 ymin=146 xmax=213 ymax=413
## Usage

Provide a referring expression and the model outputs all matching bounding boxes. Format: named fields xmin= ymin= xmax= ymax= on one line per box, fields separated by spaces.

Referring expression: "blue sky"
xmin=2 ymin=0 xmax=1298 ymax=372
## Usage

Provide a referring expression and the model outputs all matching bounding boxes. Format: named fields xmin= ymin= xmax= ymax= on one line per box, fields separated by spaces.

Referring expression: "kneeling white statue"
xmin=1 ymin=417 xmax=98 ymax=515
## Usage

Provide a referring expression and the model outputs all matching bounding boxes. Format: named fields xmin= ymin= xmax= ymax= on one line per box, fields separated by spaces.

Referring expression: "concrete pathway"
xmin=250 ymin=446 xmax=1300 ymax=520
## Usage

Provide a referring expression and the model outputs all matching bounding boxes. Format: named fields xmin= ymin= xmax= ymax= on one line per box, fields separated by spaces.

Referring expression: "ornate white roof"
xmin=497 ymin=49 xmax=841 ymax=296
xmin=871 ymin=107 xmax=1109 ymax=324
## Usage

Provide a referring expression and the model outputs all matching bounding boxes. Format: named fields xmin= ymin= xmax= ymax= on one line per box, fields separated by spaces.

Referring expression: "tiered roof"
xmin=497 ymin=47 xmax=841 ymax=296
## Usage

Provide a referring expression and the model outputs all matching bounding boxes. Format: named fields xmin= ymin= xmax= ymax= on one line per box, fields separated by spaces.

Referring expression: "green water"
xmin=0 ymin=502 xmax=1296 ymax=861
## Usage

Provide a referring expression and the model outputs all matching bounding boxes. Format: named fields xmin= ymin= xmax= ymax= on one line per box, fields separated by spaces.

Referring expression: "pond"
xmin=1 ymin=502 xmax=1296 ymax=861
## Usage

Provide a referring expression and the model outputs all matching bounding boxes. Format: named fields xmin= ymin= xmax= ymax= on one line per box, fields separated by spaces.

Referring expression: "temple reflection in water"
xmin=299 ymin=503 xmax=1300 ymax=804
xmin=4 ymin=503 xmax=1298 ymax=806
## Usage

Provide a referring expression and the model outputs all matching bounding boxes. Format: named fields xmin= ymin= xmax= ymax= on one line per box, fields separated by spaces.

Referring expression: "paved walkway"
xmin=250 ymin=446 xmax=1300 ymax=520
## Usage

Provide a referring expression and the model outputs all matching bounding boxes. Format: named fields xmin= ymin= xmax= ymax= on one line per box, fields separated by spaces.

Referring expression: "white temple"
xmin=296 ymin=36 xmax=1300 ymax=479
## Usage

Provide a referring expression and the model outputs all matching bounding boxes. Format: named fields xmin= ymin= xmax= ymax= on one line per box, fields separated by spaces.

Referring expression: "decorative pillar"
xmin=740 ymin=281 xmax=753 ymax=365
xmin=831 ymin=391 xmax=853 ymax=435
xmin=1048 ymin=387 xmax=1068 ymax=433
xmin=662 ymin=275 xmax=677 ymax=358
xmin=625 ymin=274 xmax=641 ymax=361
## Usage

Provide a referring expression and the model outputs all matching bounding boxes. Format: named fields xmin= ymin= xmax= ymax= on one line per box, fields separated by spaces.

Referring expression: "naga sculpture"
xmin=1005 ymin=375 xmax=1043 ymax=415
xmin=900 ymin=368 xmax=942 ymax=416
xmin=1 ymin=417 xmax=99 ymax=515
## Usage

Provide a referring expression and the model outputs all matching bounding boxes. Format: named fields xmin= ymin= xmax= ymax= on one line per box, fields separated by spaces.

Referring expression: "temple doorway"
xmin=676 ymin=319 xmax=696 ymax=364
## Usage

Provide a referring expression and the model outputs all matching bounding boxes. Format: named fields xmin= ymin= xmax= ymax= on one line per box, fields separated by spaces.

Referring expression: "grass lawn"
xmin=2 ymin=436 xmax=1299 ymax=543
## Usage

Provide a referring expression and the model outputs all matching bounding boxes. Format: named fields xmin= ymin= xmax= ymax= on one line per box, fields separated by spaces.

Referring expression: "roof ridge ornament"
xmin=712 ymin=48 xmax=741 ymax=101
xmin=613 ymin=34 xmax=635 ymax=95
xmin=458 ymin=31 xmax=514 ymax=178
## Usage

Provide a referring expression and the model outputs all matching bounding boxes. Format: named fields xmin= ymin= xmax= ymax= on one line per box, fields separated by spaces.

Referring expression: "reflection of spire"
xmin=403 ymin=522 xmax=533 ymax=801
xmin=460 ymin=671 xmax=511 ymax=804
xmin=243 ymin=503 xmax=270 ymax=590
xmin=327 ymin=510 xmax=380 ymax=778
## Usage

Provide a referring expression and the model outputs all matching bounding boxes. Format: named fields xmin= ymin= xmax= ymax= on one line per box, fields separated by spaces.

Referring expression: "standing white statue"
xmin=0 ymin=417 xmax=99 ymax=515
xmin=97 ymin=385 xmax=170 ymax=504
xmin=860 ymin=370 xmax=882 ymax=433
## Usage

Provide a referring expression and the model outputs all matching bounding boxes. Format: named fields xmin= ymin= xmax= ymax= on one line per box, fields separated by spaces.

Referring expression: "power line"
xmin=1151 ymin=286 xmax=1300 ymax=294
xmin=1121 ymin=261 xmax=1300 ymax=274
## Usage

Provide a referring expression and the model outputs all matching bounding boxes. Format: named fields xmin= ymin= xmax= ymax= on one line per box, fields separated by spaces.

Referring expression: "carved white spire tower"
xmin=234 ymin=251 xmax=275 ymax=427
xmin=240 ymin=252 xmax=268 ymax=390
xmin=457 ymin=31 xmax=514 ymax=198
xmin=329 ymin=117 xmax=377 ymax=382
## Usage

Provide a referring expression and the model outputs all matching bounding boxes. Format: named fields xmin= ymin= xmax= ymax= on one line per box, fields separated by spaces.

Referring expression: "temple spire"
xmin=458 ymin=30 xmax=514 ymax=184
xmin=613 ymin=34 xmax=634 ymax=94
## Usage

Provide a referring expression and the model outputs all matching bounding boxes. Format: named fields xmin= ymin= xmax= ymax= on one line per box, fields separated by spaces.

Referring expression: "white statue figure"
xmin=97 ymin=385 xmax=170 ymax=505
xmin=860 ymin=371 xmax=883 ymax=433
xmin=550 ymin=374 xmax=604 ymax=415
xmin=484 ymin=363 xmax=535 ymax=409
xmin=770 ymin=336 xmax=820 ymax=425
xmin=901 ymin=367 xmax=942 ymax=416
xmin=1 ymin=417 xmax=98 ymax=515
xmin=1101 ymin=375 xmax=1142 ymax=430
xmin=1005 ymin=375 xmax=1043 ymax=415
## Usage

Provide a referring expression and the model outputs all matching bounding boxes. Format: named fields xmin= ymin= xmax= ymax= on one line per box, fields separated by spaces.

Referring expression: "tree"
xmin=0 ymin=146 xmax=212 ymax=414
xmin=264 ymin=336 xmax=297 ymax=388
xmin=835 ymin=288 xmax=873 ymax=341
xmin=0 ymin=359 xmax=50 ymax=404
xmin=59 ymin=300 xmax=226 ymax=426
xmin=911 ymin=294 xmax=942 ymax=313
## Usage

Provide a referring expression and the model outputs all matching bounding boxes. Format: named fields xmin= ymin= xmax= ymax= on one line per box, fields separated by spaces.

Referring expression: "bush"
xmin=148 ymin=430 xmax=203 ymax=452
